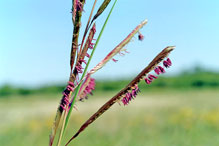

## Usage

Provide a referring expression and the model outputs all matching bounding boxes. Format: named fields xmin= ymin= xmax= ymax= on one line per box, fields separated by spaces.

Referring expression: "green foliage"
xmin=0 ymin=85 xmax=65 ymax=98
xmin=0 ymin=85 xmax=16 ymax=96
xmin=1 ymin=70 xmax=219 ymax=98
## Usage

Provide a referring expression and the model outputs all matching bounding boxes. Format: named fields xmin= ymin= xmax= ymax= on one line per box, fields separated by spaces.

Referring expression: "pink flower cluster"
xmin=163 ymin=58 xmax=172 ymax=68
xmin=60 ymin=81 xmax=75 ymax=111
xmin=75 ymin=0 xmax=84 ymax=12
xmin=75 ymin=26 xmax=96 ymax=75
xmin=121 ymin=58 xmax=172 ymax=106
xmin=145 ymin=58 xmax=172 ymax=85
xmin=122 ymin=84 xmax=140 ymax=105
xmin=145 ymin=74 xmax=157 ymax=84
xmin=79 ymin=78 xmax=96 ymax=101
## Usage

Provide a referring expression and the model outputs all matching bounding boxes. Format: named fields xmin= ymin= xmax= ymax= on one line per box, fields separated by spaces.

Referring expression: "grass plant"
xmin=49 ymin=1 xmax=175 ymax=146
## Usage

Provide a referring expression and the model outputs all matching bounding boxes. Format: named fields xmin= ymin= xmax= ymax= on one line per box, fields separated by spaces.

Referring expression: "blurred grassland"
xmin=0 ymin=69 xmax=219 ymax=146
xmin=0 ymin=89 xmax=219 ymax=146
xmin=1 ymin=70 xmax=219 ymax=97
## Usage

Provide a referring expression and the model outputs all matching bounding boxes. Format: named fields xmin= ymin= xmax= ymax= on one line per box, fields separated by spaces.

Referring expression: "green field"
xmin=0 ymin=89 xmax=219 ymax=146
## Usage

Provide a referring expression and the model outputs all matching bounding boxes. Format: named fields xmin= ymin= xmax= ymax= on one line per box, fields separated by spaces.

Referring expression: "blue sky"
xmin=0 ymin=0 xmax=219 ymax=86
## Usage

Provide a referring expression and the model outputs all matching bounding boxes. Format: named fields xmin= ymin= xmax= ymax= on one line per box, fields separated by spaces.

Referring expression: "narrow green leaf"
xmin=91 ymin=0 xmax=111 ymax=24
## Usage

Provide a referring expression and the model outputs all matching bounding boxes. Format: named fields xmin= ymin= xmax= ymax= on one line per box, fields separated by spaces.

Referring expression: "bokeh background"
xmin=0 ymin=0 xmax=219 ymax=146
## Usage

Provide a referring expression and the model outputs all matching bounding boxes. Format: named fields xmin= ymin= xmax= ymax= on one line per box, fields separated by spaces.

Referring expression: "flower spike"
xmin=60 ymin=81 xmax=75 ymax=111
xmin=89 ymin=20 xmax=148 ymax=74
xmin=65 ymin=46 xmax=175 ymax=146
xmin=70 ymin=0 xmax=86 ymax=71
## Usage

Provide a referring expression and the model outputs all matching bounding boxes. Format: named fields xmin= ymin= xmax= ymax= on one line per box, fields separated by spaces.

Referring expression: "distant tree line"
xmin=1 ymin=69 xmax=219 ymax=97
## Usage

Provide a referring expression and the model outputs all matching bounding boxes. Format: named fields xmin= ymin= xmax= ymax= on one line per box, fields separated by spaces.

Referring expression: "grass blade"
xmin=91 ymin=0 xmax=112 ymax=24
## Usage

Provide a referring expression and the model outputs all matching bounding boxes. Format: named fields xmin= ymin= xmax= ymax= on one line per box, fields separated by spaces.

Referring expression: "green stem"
xmin=56 ymin=113 xmax=67 ymax=146
xmin=63 ymin=0 xmax=118 ymax=136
